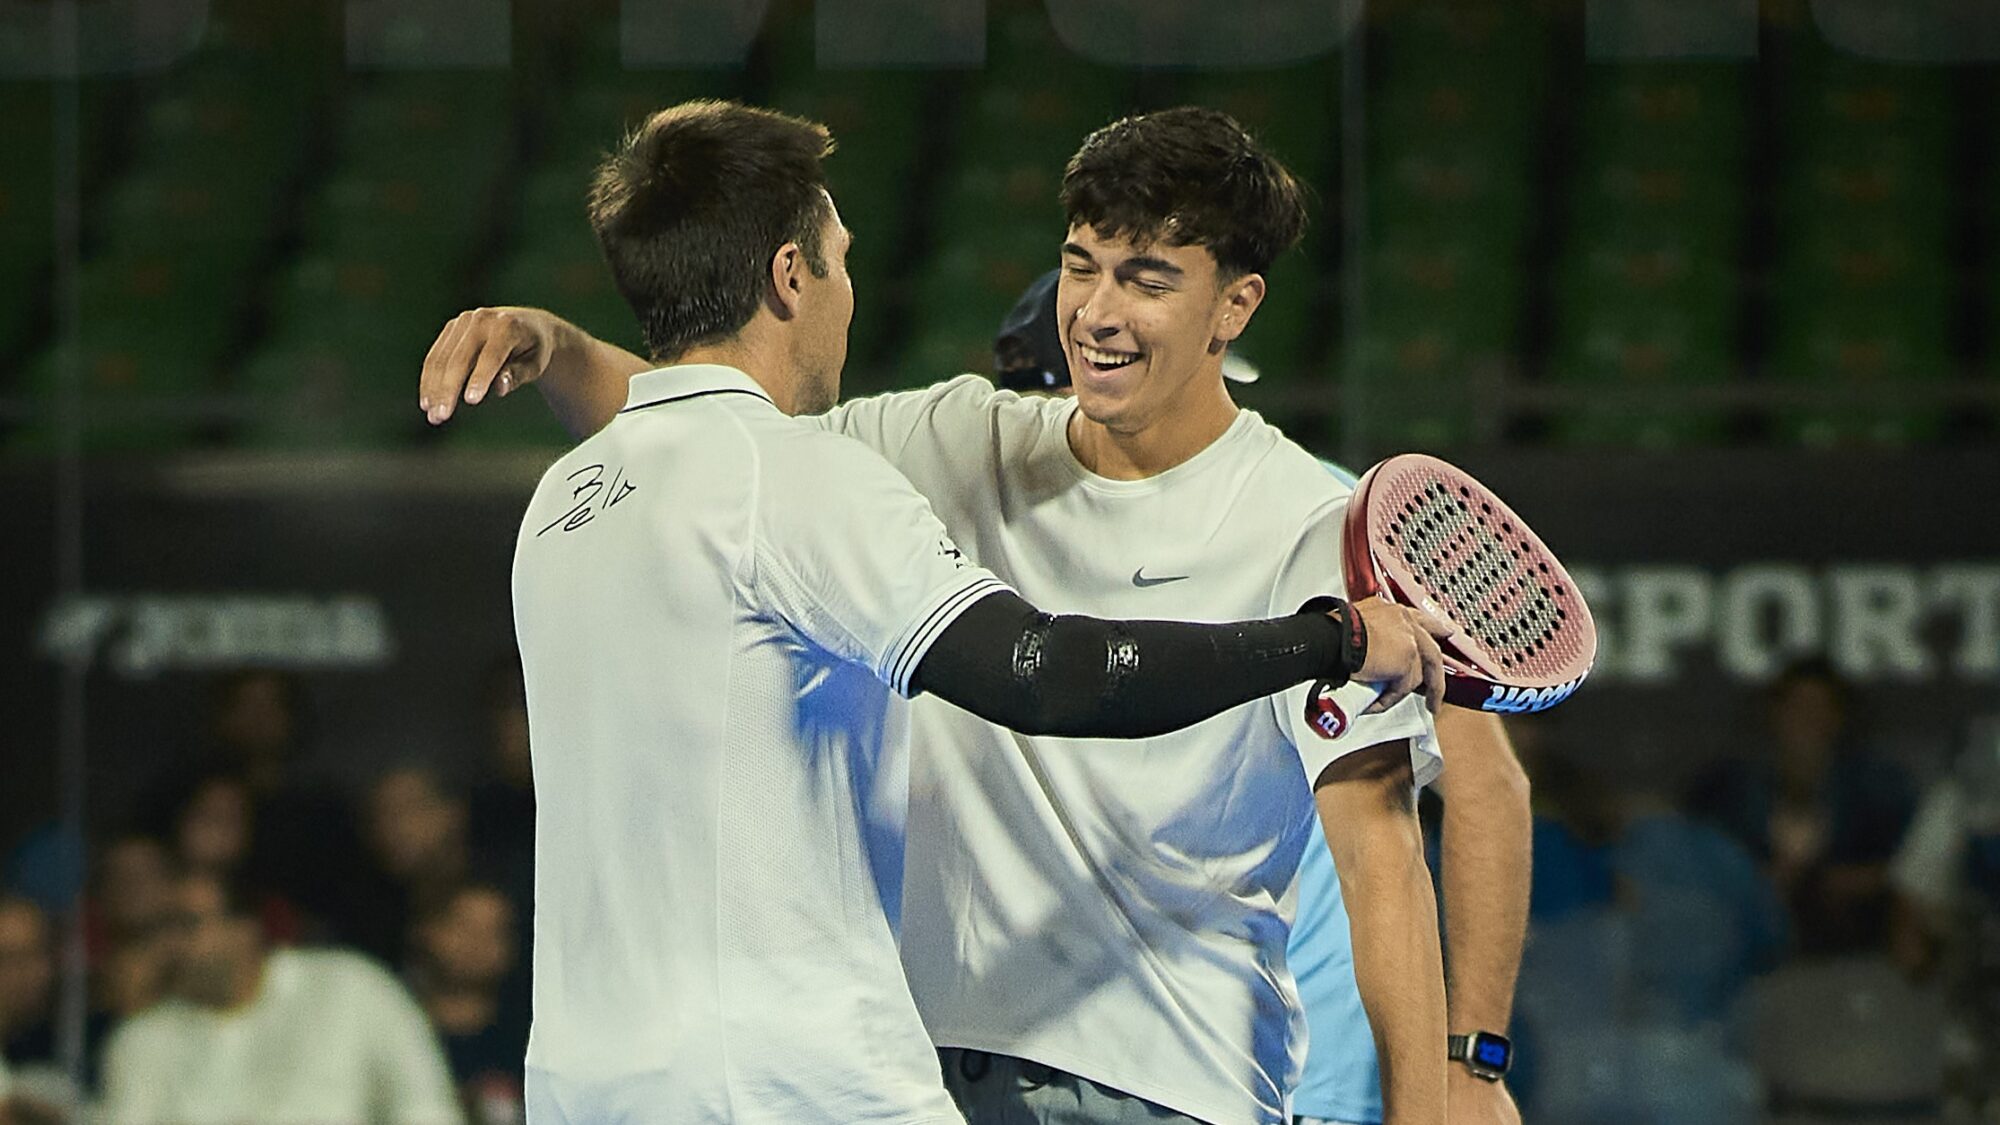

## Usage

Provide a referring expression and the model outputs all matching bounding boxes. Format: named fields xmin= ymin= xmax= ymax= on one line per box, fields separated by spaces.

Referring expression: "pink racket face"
xmin=1344 ymin=454 xmax=1597 ymax=714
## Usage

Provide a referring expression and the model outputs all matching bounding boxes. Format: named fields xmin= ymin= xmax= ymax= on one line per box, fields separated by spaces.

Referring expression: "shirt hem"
xmin=929 ymin=1029 xmax=1279 ymax=1125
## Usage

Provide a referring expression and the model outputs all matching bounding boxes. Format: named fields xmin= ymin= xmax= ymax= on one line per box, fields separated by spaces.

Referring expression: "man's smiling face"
xmin=1057 ymin=223 xmax=1239 ymax=436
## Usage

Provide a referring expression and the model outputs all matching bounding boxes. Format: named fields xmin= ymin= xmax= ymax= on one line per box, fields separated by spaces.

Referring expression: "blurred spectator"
xmin=174 ymin=774 xmax=254 ymax=879
xmin=0 ymin=896 xmax=88 ymax=1120
xmin=0 ymin=899 xmax=53 ymax=1064
xmin=463 ymin=653 xmax=537 ymax=1028
xmin=1514 ymin=750 xmax=1783 ymax=1124
xmin=1891 ymin=724 xmax=2000 ymax=947
xmin=1521 ymin=746 xmax=1619 ymax=925
xmin=99 ymin=870 xmax=462 ymax=1125
xmin=411 ymin=884 xmax=528 ymax=1125
xmin=1889 ymin=722 xmax=2000 ymax=1116
xmin=467 ymin=652 xmax=534 ymax=872
xmin=178 ymin=670 xmax=375 ymax=950
xmin=1692 ymin=658 xmax=1917 ymax=954
xmin=91 ymin=835 xmax=175 ymax=954
xmin=206 ymin=669 xmax=302 ymax=793
xmin=87 ymin=835 xmax=177 ymax=1018
xmin=351 ymin=765 xmax=475 ymax=967
xmin=158 ymin=772 xmax=303 ymax=946
xmin=372 ymin=768 xmax=472 ymax=904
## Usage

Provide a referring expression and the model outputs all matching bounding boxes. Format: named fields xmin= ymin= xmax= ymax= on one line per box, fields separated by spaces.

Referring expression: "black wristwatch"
xmin=1448 ymin=1032 xmax=1512 ymax=1081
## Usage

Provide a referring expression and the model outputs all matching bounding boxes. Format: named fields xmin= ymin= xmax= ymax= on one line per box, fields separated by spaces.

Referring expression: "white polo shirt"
xmin=815 ymin=376 xmax=1439 ymax=1125
xmin=513 ymin=365 xmax=1004 ymax=1125
xmin=99 ymin=948 xmax=462 ymax=1125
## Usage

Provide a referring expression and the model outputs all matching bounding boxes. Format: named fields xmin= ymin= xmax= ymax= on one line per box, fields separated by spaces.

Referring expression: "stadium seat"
xmin=1767 ymin=38 xmax=1957 ymax=446
xmin=1548 ymin=62 xmax=1748 ymax=447
xmin=12 ymin=320 xmax=222 ymax=453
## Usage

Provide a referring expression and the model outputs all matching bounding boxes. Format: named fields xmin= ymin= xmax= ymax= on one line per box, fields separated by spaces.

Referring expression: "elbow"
xmin=1327 ymin=809 xmax=1429 ymax=891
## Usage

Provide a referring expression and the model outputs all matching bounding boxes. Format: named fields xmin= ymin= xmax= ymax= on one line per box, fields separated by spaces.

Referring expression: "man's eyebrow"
xmin=1063 ymin=244 xmax=1185 ymax=279
xmin=1121 ymin=255 xmax=1185 ymax=277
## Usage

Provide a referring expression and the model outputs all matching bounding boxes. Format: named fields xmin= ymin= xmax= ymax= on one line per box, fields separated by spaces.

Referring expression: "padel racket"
xmin=1343 ymin=454 xmax=1596 ymax=714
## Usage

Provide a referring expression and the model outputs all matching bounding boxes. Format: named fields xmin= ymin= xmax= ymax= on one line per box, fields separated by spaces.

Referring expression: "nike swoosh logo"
xmin=1132 ymin=568 xmax=1190 ymax=588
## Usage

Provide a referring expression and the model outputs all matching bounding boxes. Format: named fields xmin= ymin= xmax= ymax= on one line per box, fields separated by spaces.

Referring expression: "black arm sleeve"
xmin=909 ymin=590 xmax=1355 ymax=739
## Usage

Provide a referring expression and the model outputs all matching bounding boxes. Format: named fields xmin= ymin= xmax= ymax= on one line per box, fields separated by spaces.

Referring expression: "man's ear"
xmin=1214 ymin=273 xmax=1267 ymax=346
xmin=767 ymin=241 xmax=806 ymax=321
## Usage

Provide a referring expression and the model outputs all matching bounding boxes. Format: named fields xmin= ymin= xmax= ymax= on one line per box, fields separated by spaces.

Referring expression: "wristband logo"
xmin=1305 ymin=680 xmax=1349 ymax=740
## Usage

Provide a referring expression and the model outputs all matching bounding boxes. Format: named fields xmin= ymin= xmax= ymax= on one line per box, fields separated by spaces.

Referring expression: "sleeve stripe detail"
xmin=888 ymin=576 xmax=1012 ymax=696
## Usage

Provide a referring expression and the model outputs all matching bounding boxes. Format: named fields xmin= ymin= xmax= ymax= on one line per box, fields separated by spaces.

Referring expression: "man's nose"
xmin=1076 ymin=282 xmax=1124 ymax=337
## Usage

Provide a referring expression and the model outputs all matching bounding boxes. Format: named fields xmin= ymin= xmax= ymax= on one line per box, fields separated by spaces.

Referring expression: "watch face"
xmin=1472 ymin=1033 xmax=1512 ymax=1071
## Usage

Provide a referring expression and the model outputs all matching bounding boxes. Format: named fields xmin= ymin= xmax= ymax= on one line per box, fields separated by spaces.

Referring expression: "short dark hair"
xmin=589 ymin=100 xmax=837 ymax=362
xmin=1060 ymin=107 xmax=1308 ymax=280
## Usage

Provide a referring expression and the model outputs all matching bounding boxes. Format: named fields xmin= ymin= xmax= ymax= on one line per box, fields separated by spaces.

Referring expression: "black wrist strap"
xmin=1298 ymin=596 xmax=1366 ymax=680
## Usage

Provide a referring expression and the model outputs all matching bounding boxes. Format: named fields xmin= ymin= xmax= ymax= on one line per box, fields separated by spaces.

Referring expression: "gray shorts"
xmin=938 ymin=1047 xmax=1210 ymax=1125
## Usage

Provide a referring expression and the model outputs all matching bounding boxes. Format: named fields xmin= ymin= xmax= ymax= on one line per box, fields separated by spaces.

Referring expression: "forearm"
xmin=542 ymin=321 xmax=651 ymax=438
xmin=913 ymin=591 xmax=1359 ymax=739
xmin=1319 ymin=747 xmax=1448 ymax=1124
xmin=1434 ymin=710 xmax=1531 ymax=1033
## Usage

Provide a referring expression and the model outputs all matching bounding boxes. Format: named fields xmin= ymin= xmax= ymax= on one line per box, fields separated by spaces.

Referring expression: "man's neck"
xmin=1067 ymin=374 xmax=1239 ymax=481
xmin=224 ymin=952 xmax=269 ymax=1012
xmin=672 ymin=338 xmax=798 ymax=413
xmin=425 ymin=985 xmax=498 ymax=1034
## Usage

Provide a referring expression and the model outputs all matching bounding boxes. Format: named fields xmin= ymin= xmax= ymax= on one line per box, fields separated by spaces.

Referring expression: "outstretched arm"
xmin=914 ymin=591 xmax=1449 ymax=739
xmin=419 ymin=307 xmax=648 ymax=438
xmin=1319 ymin=742 xmax=1448 ymax=1125
xmin=1433 ymin=708 xmax=1530 ymax=1124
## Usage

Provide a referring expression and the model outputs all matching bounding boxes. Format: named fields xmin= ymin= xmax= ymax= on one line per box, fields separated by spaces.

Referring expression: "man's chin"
xmin=1072 ymin=386 xmax=1139 ymax=431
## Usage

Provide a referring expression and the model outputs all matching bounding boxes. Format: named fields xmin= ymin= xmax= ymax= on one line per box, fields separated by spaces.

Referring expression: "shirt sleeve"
xmin=1269 ymin=496 xmax=1441 ymax=789
xmin=1891 ymin=780 xmax=1966 ymax=912
xmin=355 ymin=960 xmax=467 ymax=1125
xmin=752 ymin=427 xmax=1009 ymax=697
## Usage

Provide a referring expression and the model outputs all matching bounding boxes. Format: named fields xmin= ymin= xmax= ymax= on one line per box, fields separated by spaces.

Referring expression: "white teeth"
xmin=1080 ymin=344 xmax=1139 ymax=369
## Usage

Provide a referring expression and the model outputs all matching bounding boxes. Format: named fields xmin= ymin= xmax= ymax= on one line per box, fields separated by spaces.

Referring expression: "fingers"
xmin=419 ymin=313 xmax=471 ymax=423
xmin=436 ymin=312 xmax=493 ymax=420
xmin=1413 ymin=604 xmax=1457 ymax=639
xmin=463 ymin=330 xmax=520 ymax=408
xmin=1417 ymin=626 xmax=1444 ymax=713
xmin=1362 ymin=617 xmax=1420 ymax=715
xmin=421 ymin=308 xmax=540 ymax=424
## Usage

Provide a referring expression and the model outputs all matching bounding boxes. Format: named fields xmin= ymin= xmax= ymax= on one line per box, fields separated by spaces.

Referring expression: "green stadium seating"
xmin=234 ymin=332 xmax=432 ymax=449
xmin=11 ymin=318 xmax=221 ymax=453
xmin=1546 ymin=62 xmax=1748 ymax=447
xmin=1767 ymin=38 xmax=1956 ymax=447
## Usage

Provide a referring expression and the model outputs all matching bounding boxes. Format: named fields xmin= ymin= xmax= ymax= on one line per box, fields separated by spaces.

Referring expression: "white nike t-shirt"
xmin=514 ymin=365 xmax=1004 ymax=1125
xmin=815 ymin=376 xmax=1439 ymax=1125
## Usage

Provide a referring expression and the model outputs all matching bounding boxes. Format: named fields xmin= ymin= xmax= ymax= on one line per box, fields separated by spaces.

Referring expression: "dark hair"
xmin=206 ymin=668 xmax=302 ymax=723
xmin=589 ymin=99 xmax=837 ymax=362
xmin=1060 ymin=106 xmax=1308 ymax=280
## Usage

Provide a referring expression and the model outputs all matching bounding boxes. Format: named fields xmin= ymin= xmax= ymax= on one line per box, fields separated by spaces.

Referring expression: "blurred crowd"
xmin=1508 ymin=660 xmax=1992 ymax=1124
xmin=1 ymin=655 xmax=1994 ymax=1124
xmin=1 ymin=661 xmax=536 ymax=1125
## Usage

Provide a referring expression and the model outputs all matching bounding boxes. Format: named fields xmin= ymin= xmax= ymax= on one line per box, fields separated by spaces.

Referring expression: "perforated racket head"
xmin=1342 ymin=454 xmax=1597 ymax=714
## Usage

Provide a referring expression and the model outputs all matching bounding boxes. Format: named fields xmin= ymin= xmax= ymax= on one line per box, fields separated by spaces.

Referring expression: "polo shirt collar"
xmin=622 ymin=364 xmax=777 ymax=414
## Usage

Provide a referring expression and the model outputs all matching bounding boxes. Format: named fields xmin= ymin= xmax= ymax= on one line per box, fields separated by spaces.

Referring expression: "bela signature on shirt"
xmin=538 ymin=463 xmax=638 ymax=537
